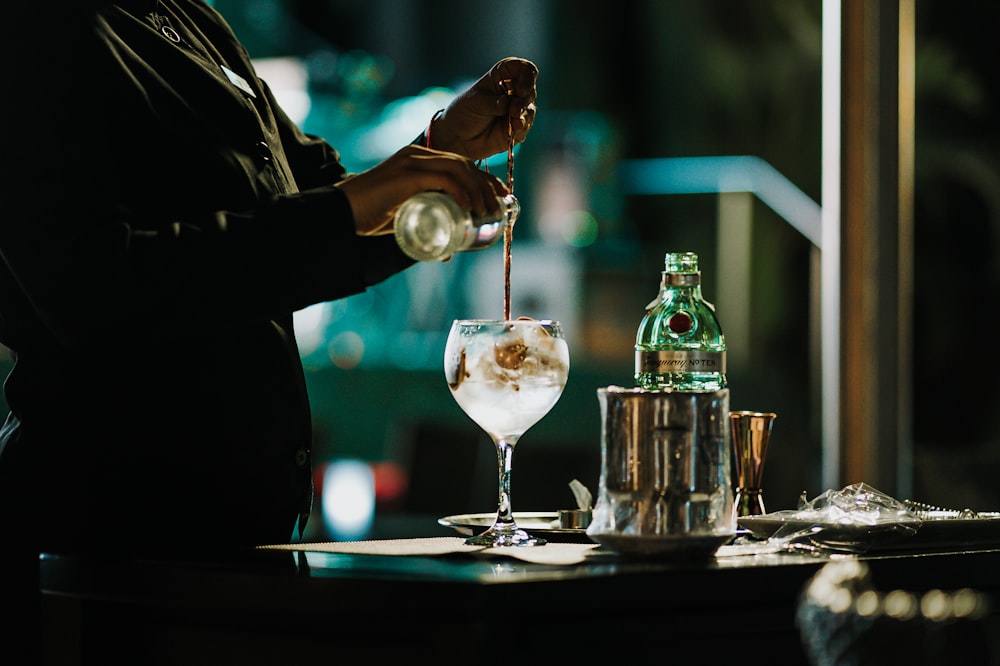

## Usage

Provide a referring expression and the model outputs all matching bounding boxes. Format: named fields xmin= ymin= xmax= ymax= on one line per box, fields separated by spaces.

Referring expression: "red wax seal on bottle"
xmin=668 ymin=312 xmax=692 ymax=334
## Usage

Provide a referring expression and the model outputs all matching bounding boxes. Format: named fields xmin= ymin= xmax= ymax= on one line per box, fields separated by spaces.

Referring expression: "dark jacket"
xmin=0 ymin=0 xmax=413 ymax=556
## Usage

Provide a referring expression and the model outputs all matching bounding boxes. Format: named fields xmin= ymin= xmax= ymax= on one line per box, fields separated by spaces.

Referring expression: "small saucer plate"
xmin=438 ymin=512 xmax=591 ymax=543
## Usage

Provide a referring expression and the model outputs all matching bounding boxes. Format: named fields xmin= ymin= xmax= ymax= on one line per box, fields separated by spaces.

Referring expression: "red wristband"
xmin=426 ymin=109 xmax=445 ymax=149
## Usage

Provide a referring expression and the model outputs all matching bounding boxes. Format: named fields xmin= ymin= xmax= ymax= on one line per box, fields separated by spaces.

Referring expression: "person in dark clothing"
xmin=0 ymin=1 xmax=538 ymax=661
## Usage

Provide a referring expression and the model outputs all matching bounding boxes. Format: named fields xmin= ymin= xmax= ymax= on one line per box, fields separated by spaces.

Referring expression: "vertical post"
xmin=838 ymin=0 xmax=913 ymax=494
xmin=716 ymin=191 xmax=754 ymax=373
xmin=821 ymin=0 xmax=843 ymax=490
xmin=896 ymin=0 xmax=916 ymax=497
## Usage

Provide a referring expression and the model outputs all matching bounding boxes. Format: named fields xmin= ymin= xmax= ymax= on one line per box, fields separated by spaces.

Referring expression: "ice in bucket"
xmin=588 ymin=386 xmax=734 ymax=537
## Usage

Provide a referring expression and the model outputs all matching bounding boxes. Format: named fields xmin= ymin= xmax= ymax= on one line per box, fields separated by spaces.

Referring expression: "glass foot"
xmin=465 ymin=526 xmax=547 ymax=547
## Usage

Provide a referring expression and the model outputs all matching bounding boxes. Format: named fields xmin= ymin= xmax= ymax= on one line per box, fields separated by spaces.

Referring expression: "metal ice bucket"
xmin=588 ymin=386 xmax=734 ymax=537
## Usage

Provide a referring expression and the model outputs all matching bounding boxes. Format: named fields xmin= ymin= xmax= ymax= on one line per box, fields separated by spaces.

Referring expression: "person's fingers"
xmin=405 ymin=152 xmax=507 ymax=216
xmin=490 ymin=57 xmax=539 ymax=98
xmin=430 ymin=59 xmax=539 ymax=158
xmin=337 ymin=149 xmax=496 ymax=235
xmin=507 ymin=101 xmax=536 ymax=144
xmin=487 ymin=60 xmax=538 ymax=145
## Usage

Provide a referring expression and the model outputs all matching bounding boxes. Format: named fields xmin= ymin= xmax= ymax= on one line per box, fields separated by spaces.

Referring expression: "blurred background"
xmin=4 ymin=0 xmax=999 ymax=540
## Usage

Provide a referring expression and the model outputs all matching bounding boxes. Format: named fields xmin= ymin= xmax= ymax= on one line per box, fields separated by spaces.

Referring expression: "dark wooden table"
xmin=40 ymin=533 xmax=1000 ymax=666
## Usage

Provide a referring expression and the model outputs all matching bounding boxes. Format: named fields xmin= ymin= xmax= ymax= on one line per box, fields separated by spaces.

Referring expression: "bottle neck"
xmin=662 ymin=272 xmax=701 ymax=288
xmin=652 ymin=276 xmax=702 ymax=310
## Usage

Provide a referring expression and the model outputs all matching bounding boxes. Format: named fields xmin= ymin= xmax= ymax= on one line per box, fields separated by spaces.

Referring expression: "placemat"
xmin=257 ymin=536 xmax=602 ymax=565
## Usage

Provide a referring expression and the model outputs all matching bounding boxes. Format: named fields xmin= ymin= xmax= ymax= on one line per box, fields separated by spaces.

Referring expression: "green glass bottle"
xmin=634 ymin=251 xmax=727 ymax=391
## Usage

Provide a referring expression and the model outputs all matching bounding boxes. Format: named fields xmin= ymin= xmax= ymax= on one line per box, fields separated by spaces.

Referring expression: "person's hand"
xmin=335 ymin=144 xmax=509 ymax=236
xmin=428 ymin=57 xmax=539 ymax=161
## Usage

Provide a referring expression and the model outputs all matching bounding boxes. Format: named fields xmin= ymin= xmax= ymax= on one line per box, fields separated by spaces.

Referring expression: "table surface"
xmin=38 ymin=521 xmax=1000 ymax=666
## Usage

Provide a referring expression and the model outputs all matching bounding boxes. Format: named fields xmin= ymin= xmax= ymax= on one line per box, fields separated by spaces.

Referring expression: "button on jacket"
xmin=0 ymin=0 xmax=413 ymax=556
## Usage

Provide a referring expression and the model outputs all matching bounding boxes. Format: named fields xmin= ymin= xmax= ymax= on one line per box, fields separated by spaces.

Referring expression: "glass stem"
xmin=493 ymin=437 xmax=519 ymax=528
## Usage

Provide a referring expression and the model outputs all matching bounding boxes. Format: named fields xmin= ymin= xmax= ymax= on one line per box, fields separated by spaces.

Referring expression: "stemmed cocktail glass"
xmin=444 ymin=319 xmax=570 ymax=546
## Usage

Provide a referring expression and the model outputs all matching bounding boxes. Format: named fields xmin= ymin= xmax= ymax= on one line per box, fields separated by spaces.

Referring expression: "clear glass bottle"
xmin=635 ymin=251 xmax=727 ymax=391
xmin=394 ymin=191 xmax=520 ymax=262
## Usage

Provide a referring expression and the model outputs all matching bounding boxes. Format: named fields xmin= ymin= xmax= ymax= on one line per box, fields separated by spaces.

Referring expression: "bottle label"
xmin=635 ymin=350 xmax=726 ymax=374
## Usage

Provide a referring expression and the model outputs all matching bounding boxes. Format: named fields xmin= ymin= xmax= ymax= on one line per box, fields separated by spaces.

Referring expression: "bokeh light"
xmin=322 ymin=459 xmax=375 ymax=541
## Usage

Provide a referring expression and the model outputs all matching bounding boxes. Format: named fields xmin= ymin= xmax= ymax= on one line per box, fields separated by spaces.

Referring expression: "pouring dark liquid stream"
xmin=501 ymin=79 xmax=515 ymax=321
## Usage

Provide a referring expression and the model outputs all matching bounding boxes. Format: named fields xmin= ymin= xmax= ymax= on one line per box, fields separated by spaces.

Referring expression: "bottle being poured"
xmin=393 ymin=192 xmax=519 ymax=262
xmin=394 ymin=79 xmax=522 ymax=268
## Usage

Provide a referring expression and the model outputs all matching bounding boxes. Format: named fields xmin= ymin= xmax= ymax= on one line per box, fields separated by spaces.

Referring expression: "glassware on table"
xmin=590 ymin=386 xmax=733 ymax=537
xmin=444 ymin=319 xmax=570 ymax=546
xmin=730 ymin=410 xmax=777 ymax=518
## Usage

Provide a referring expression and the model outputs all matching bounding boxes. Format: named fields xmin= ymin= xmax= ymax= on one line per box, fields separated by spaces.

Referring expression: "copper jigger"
xmin=730 ymin=411 xmax=777 ymax=518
